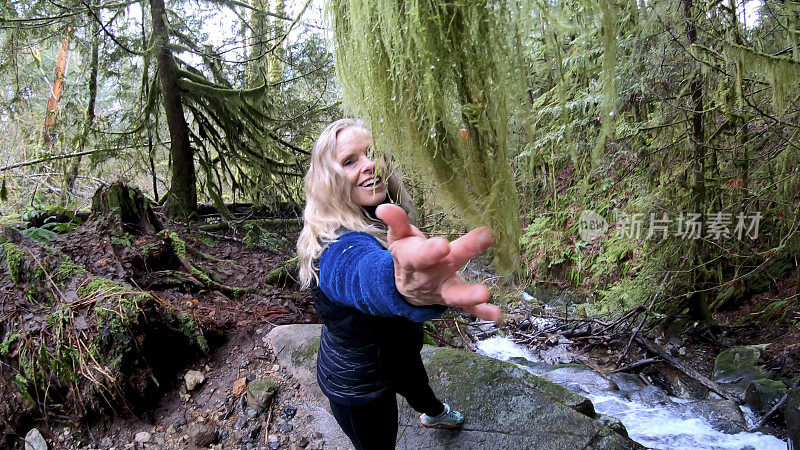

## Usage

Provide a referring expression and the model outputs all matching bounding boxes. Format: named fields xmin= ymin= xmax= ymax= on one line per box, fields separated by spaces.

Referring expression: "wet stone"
xmin=134 ymin=431 xmax=151 ymax=443
xmin=280 ymin=406 xmax=297 ymax=419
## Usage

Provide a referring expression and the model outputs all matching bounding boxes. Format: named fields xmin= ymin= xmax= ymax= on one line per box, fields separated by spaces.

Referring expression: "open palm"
xmin=376 ymin=204 xmax=503 ymax=323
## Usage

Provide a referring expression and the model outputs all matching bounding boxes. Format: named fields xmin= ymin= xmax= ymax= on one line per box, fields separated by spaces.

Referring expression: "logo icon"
xmin=578 ymin=210 xmax=608 ymax=241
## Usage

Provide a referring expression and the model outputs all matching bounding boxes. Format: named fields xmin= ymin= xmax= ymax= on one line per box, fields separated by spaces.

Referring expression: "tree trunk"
xmin=63 ymin=18 xmax=98 ymax=200
xmin=683 ymin=0 xmax=711 ymax=323
xmin=43 ymin=27 xmax=72 ymax=146
xmin=150 ymin=0 xmax=196 ymax=216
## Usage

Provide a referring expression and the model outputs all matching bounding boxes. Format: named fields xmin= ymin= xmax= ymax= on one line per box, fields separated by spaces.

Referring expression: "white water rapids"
xmin=477 ymin=336 xmax=788 ymax=450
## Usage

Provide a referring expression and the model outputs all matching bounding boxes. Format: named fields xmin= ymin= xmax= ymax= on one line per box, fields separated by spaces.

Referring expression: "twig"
xmin=424 ymin=330 xmax=459 ymax=348
xmin=617 ymin=272 xmax=671 ymax=367
xmin=264 ymin=401 xmax=274 ymax=445
xmin=748 ymin=379 xmax=800 ymax=431
xmin=609 ymin=357 xmax=662 ymax=374
xmin=0 ymin=149 xmax=110 ymax=172
xmin=598 ymin=305 xmax=646 ymax=335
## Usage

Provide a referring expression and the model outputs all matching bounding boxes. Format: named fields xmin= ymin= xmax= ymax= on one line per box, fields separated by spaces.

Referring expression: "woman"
xmin=297 ymin=118 xmax=501 ymax=449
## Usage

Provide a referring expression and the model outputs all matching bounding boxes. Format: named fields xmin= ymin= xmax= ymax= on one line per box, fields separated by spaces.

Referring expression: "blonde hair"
xmin=297 ymin=118 xmax=415 ymax=288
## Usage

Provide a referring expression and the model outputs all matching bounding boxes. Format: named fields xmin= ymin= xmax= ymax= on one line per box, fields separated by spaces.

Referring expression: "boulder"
xmin=787 ymin=388 xmax=799 ymax=450
xmin=745 ymin=378 xmax=788 ymax=413
xmin=713 ymin=346 xmax=771 ymax=397
xmin=267 ymin=324 xmax=642 ymax=449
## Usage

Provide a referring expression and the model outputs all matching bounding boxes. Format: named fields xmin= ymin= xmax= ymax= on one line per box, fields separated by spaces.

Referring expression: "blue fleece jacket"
xmin=317 ymin=231 xmax=446 ymax=323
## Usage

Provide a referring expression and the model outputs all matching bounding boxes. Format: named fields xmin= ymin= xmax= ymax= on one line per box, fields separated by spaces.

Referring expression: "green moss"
xmin=3 ymin=242 xmax=26 ymax=284
xmin=332 ymin=0 xmax=522 ymax=273
xmin=291 ymin=336 xmax=320 ymax=365
xmin=77 ymin=276 xmax=124 ymax=297
xmin=15 ymin=374 xmax=36 ymax=405
xmin=177 ymin=313 xmax=209 ymax=353
xmin=0 ymin=332 xmax=21 ymax=357
xmin=56 ymin=256 xmax=88 ymax=282
xmin=159 ymin=229 xmax=187 ymax=260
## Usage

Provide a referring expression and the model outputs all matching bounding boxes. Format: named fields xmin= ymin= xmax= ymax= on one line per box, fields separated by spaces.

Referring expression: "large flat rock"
xmin=266 ymin=324 xmax=642 ymax=449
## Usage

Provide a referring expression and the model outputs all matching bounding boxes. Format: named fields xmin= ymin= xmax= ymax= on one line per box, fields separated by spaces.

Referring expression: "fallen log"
xmin=634 ymin=335 xmax=743 ymax=404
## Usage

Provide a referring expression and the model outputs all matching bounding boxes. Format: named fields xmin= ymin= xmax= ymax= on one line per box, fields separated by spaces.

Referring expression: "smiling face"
xmin=335 ymin=126 xmax=387 ymax=208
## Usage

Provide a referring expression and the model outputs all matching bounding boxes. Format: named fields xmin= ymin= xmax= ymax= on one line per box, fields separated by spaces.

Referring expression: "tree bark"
xmin=63 ymin=17 xmax=99 ymax=200
xmin=43 ymin=26 xmax=72 ymax=145
xmin=683 ymin=0 xmax=711 ymax=323
xmin=150 ymin=0 xmax=196 ymax=216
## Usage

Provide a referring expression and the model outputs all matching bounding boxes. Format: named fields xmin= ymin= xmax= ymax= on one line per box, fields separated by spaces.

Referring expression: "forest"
xmin=1 ymin=0 xmax=799 ymax=448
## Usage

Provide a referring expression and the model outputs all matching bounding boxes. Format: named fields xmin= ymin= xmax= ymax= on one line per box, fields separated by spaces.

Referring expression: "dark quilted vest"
xmin=312 ymin=285 xmax=424 ymax=406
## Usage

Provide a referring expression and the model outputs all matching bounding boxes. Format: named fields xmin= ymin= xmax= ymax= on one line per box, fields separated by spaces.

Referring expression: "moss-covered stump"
xmin=0 ymin=234 xmax=208 ymax=445
xmin=90 ymin=182 xmax=162 ymax=235
xmin=267 ymin=324 xmax=642 ymax=449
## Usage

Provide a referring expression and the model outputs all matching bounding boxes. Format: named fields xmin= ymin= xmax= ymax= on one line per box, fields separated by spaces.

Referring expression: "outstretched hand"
xmin=376 ymin=204 xmax=503 ymax=323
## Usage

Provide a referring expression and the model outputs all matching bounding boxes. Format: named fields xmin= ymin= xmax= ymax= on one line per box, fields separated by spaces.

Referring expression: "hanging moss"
xmin=724 ymin=42 xmax=800 ymax=111
xmin=331 ymin=0 xmax=522 ymax=272
xmin=595 ymin=0 xmax=618 ymax=162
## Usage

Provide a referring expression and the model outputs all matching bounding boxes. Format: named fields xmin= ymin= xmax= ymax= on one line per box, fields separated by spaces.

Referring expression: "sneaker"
xmin=419 ymin=403 xmax=464 ymax=429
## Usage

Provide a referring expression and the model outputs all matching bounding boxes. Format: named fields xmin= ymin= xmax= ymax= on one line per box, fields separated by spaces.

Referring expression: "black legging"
xmin=328 ymin=355 xmax=445 ymax=450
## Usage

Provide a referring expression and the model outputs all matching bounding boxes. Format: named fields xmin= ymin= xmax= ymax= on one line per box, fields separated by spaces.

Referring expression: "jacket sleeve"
xmin=318 ymin=231 xmax=446 ymax=322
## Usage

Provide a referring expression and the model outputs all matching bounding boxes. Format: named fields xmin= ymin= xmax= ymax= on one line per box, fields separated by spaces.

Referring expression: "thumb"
xmin=376 ymin=204 xmax=413 ymax=244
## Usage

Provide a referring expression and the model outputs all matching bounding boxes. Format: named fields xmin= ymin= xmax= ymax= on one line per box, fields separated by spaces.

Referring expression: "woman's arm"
xmin=318 ymin=231 xmax=447 ymax=322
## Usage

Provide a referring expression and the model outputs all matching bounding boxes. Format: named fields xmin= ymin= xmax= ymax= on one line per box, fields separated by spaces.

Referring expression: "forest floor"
xmin=2 ymin=209 xmax=797 ymax=449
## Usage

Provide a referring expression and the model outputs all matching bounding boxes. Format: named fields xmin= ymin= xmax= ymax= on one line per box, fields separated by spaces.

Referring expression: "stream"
xmin=476 ymin=327 xmax=788 ymax=449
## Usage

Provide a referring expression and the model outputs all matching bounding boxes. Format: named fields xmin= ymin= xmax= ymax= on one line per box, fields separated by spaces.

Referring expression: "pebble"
xmin=267 ymin=434 xmax=280 ymax=449
xmin=281 ymin=406 xmax=297 ymax=419
xmin=233 ymin=377 xmax=248 ymax=397
xmin=166 ymin=425 xmax=176 ymax=435
xmin=134 ymin=431 xmax=151 ymax=443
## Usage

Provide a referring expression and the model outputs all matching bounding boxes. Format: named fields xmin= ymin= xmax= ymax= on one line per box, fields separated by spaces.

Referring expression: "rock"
xmin=713 ymin=346 xmax=771 ymax=397
xmin=184 ymin=370 xmax=206 ymax=391
xmin=597 ymin=414 xmax=628 ymax=438
xmin=166 ymin=425 xmax=176 ymax=435
xmin=187 ymin=424 xmax=218 ymax=447
xmin=267 ymin=434 xmax=280 ymax=449
xmin=745 ymin=378 xmax=788 ymax=413
xmin=267 ymin=324 xmax=642 ymax=449
xmin=786 ymin=388 xmax=799 ymax=449
xmin=100 ymin=437 xmax=113 ymax=448
xmin=247 ymin=378 xmax=277 ymax=412
xmin=233 ymin=377 xmax=248 ymax=398
xmin=280 ymin=406 xmax=298 ymax=419
xmin=685 ymin=399 xmax=747 ymax=434
xmin=24 ymin=428 xmax=47 ymax=450
xmin=134 ymin=431 xmax=151 ymax=444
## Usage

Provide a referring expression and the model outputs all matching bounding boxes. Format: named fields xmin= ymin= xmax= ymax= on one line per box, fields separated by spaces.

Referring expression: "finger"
xmin=376 ymin=204 xmax=413 ymax=244
xmin=443 ymin=227 xmax=493 ymax=270
xmin=462 ymin=303 xmax=503 ymax=323
xmin=439 ymin=277 xmax=490 ymax=306
xmin=390 ymin=236 xmax=450 ymax=269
